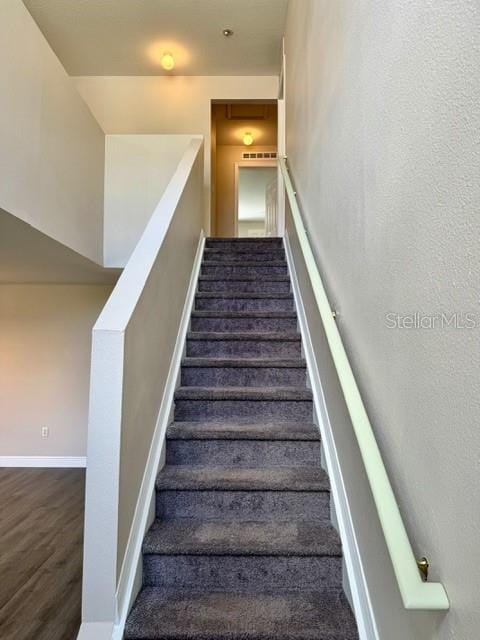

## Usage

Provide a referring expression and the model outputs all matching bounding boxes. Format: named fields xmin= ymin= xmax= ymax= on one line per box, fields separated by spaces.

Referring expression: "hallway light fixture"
xmin=222 ymin=28 xmax=234 ymax=37
xmin=243 ymin=132 xmax=254 ymax=146
xmin=161 ymin=52 xmax=175 ymax=71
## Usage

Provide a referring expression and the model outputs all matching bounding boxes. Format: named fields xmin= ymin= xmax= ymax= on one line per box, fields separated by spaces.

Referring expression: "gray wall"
xmin=285 ymin=1 xmax=480 ymax=639
xmin=104 ymin=135 xmax=192 ymax=267
xmin=0 ymin=0 xmax=105 ymax=264
xmin=0 ymin=285 xmax=113 ymax=457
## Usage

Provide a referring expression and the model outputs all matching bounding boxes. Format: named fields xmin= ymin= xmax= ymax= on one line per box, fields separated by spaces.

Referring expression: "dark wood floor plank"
xmin=0 ymin=468 xmax=85 ymax=640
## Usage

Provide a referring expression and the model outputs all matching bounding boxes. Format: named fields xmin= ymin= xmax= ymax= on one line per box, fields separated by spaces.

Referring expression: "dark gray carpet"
xmin=125 ymin=237 xmax=358 ymax=639
xmin=126 ymin=589 xmax=357 ymax=640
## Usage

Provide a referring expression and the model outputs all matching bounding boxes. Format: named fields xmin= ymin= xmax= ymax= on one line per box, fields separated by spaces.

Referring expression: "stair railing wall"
xmin=279 ymin=157 xmax=449 ymax=613
xmin=78 ymin=137 xmax=204 ymax=639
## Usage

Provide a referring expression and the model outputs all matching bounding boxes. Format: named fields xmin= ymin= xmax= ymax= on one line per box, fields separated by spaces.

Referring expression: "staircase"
xmin=124 ymin=238 xmax=358 ymax=640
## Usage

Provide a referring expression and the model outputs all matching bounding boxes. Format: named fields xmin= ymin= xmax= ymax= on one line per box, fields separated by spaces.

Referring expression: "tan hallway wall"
xmin=215 ymin=145 xmax=277 ymax=237
xmin=285 ymin=1 xmax=480 ymax=638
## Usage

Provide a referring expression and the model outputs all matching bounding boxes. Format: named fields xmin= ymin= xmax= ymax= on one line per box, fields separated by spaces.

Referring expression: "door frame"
xmin=277 ymin=38 xmax=287 ymax=236
xmin=234 ymin=160 xmax=278 ymax=237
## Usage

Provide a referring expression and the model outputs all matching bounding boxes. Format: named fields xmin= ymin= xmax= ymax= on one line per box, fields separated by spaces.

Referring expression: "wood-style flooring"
xmin=0 ymin=468 xmax=85 ymax=640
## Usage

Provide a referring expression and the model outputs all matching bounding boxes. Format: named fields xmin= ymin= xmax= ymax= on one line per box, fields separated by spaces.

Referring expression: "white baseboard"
xmin=284 ymin=233 xmax=379 ymax=640
xmin=0 ymin=456 xmax=86 ymax=468
xmin=76 ymin=622 xmax=114 ymax=640
xmin=113 ymin=230 xmax=206 ymax=639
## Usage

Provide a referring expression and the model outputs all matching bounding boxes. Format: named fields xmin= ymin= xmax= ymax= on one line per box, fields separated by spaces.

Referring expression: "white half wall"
xmin=0 ymin=284 xmax=113 ymax=458
xmin=284 ymin=1 xmax=480 ymax=638
xmin=0 ymin=0 xmax=105 ymax=263
xmin=75 ymin=76 xmax=279 ymax=231
xmin=104 ymin=135 xmax=192 ymax=267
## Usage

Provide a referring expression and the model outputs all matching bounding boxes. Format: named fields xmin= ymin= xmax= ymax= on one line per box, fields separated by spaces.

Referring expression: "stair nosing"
xmin=202 ymin=260 xmax=287 ymax=266
xmin=196 ymin=292 xmax=293 ymax=299
xmin=187 ymin=332 xmax=301 ymax=341
xmin=156 ymin=465 xmax=330 ymax=492
xmin=191 ymin=310 xmax=297 ymax=318
xmin=182 ymin=357 xmax=306 ymax=368
xmin=142 ymin=521 xmax=341 ymax=557
xmin=204 ymin=248 xmax=285 ymax=254
xmin=198 ymin=275 xmax=290 ymax=282
xmin=174 ymin=387 xmax=313 ymax=401
xmin=166 ymin=423 xmax=319 ymax=442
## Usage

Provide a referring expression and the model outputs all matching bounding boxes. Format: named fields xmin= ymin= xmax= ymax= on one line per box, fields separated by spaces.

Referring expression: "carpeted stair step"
xmin=124 ymin=588 xmax=359 ymax=640
xmin=124 ymin=236 xmax=359 ymax=639
xmin=143 ymin=552 xmax=342 ymax=592
xmin=201 ymin=262 xmax=288 ymax=278
xmin=195 ymin=292 xmax=294 ymax=312
xmin=198 ymin=276 xmax=291 ymax=294
xmin=143 ymin=520 xmax=340 ymax=556
xmin=142 ymin=520 xmax=343 ymax=591
xmin=205 ymin=237 xmax=283 ymax=251
xmin=156 ymin=489 xmax=331 ymax=523
xmin=166 ymin=420 xmax=319 ymax=441
xmin=203 ymin=248 xmax=285 ymax=262
xmin=155 ymin=466 xmax=331 ymax=522
xmin=181 ymin=357 xmax=307 ymax=387
xmin=174 ymin=386 xmax=313 ymax=421
xmin=186 ymin=332 xmax=302 ymax=358
xmin=166 ymin=437 xmax=321 ymax=467
xmin=190 ymin=311 xmax=298 ymax=332
xmin=156 ymin=465 xmax=328 ymax=492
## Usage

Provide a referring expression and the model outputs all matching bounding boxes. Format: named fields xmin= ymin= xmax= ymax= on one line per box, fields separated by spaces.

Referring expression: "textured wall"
xmin=104 ymin=135 xmax=192 ymax=267
xmin=0 ymin=0 xmax=105 ymax=263
xmin=285 ymin=1 xmax=480 ymax=638
xmin=0 ymin=285 xmax=112 ymax=457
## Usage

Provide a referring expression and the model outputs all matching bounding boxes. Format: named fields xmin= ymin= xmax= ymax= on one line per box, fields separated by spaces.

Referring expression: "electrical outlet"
xmin=41 ymin=427 xmax=49 ymax=438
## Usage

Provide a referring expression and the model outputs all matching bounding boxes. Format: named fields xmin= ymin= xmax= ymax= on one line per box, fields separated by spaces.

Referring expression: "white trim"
xmin=284 ymin=234 xmax=379 ymax=640
xmin=276 ymin=41 xmax=286 ymax=236
xmin=76 ymin=622 xmax=114 ymax=640
xmin=112 ymin=231 xmax=205 ymax=640
xmin=0 ymin=456 xmax=86 ymax=468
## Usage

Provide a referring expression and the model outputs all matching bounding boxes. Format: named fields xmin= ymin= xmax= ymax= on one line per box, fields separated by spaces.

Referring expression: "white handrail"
xmin=279 ymin=156 xmax=449 ymax=611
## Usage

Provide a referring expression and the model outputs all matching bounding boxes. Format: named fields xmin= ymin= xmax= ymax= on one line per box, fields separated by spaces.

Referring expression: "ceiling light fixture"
xmin=222 ymin=28 xmax=234 ymax=37
xmin=161 ymin=52 xmax=175 ymax=71
xmin=243 ymin=132 xmax=254 ymax=146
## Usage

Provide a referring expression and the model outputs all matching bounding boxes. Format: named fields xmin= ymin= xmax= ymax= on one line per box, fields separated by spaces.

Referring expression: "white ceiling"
xmin=22 ymin=0 xmax=288 ymax=76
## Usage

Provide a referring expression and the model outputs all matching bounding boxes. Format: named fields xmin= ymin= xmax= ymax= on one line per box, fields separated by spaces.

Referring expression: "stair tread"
xmin=203 ymin=260 xmax=287 ymax=267
xmin=196 ymin=292 xmax=293 ymax=299
xmin=175 ymin=387 xmax=313 ymax=401
xmin=125 ymin=588 xmax=358 ymax=640
xmin=199 ymin=275 xmax=291 ymax=282
xmin=143 ymin=520 xmax=341 ymax=556
xmin=187 ymin=332 xmax=301 ymax=341
xmin=207 ymin=237 xmax=283 ymax=242
xmin=191 ymin=311 xmax=297 ymax=318
xmin=204 ymin=248 xmax=285 ymax=255
xmin=167 ymin=421 xmax=319 ymax=441
xmin=156 ymin=465 xmax=329 ymax=491
xmin=182 ymin=357 xmax=306 ymax=368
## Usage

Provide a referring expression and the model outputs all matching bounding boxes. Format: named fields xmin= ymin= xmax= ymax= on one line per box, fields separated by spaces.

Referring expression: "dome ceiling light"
xmin=161 ymin=52 xmax=175 ymax=71
xmin=243 ymin=132 xmax=254 ymax=146
xmin=222 ymin=28 xmax=234 ymax=37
